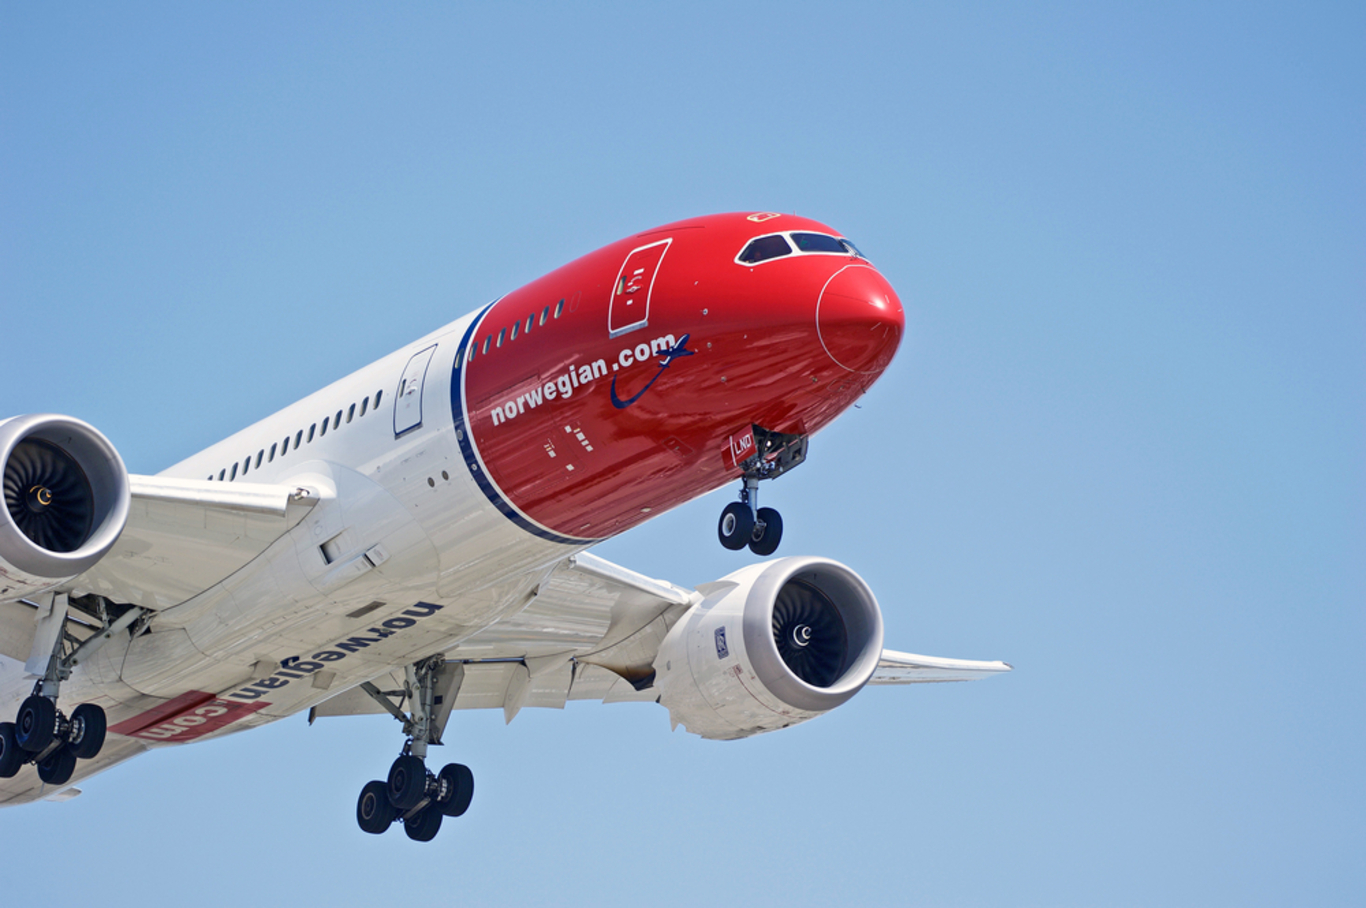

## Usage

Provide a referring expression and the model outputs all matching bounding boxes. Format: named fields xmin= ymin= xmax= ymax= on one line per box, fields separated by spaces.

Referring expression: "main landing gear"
xmin=717 ymin=426 xmax=808 ymax=556
xmin=354 ymin=654 xmax=474 ymax=842
xmin=0 ymin=593 xmax=148 ymax=786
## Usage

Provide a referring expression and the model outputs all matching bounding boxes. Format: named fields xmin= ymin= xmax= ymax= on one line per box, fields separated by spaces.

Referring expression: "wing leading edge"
xmin=870 ymin=650 xmax=1013 ymax=684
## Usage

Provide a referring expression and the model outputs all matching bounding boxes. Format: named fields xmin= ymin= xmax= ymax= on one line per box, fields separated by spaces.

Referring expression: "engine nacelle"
xmin=654 ymin=556 xmax=884 ymax=740
xmin=0 ymin=414 xmax=130 ymax=601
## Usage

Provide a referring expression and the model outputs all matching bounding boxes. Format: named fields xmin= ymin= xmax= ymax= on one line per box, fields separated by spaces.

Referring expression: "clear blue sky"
xmin=2 ymin=3 xmax=1362 ymax=905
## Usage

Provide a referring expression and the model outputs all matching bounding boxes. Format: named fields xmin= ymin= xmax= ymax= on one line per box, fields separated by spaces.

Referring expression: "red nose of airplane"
xmin=816 ymin=264 xmax=904 ymax=374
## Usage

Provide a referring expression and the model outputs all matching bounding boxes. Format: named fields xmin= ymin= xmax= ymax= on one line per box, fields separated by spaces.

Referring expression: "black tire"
xmin=16 ymin=696 xmax=57 ymax=753
xmin=0 ymin=723 xmax=23 ymax=778
xmin=435 ymin=762 xmax=475 ymax=817
xmin=36 ymin=746 xmax=76 ymax=786
xmin=387 ymin=754 xmax=427 ymax=810
xmin=749 ymin=507 xmax=784 ymax=556
xmin=718 ymin=502 xmax=755 ymax=550
xmin=357 ymin=780 xmax=395 ymax=834
xmin=404 ymin=806 xmax=443 ymax=842
xmin=68 ymin=703 xmax=107 ymax=760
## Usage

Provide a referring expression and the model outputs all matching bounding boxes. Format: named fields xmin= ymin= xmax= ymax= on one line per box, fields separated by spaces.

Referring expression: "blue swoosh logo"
xmin=610 ymin=334 xmax=695 ymax=409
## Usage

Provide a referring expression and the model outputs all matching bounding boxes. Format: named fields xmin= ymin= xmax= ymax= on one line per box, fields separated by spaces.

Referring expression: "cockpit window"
xmin=791 ymin=232 xmax=847 ymax=254
xmin=737 ymin=234 xmax=793 ymax=264
xmin=736 ymin=231 xmax=867 ymax=266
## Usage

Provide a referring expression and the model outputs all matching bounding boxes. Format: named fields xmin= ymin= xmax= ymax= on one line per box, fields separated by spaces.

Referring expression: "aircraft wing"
xmin=0 ymin=476 xmax=319 ymax=803
xmin=310 ymin=553 xmax=1011 ymax=729
xmin=311 ymin=552 xmax=698 ymax=725
xmin=71 ymin=475 xmax=318 ymax=610
xmin=0 ymin=476 xmax=318 ymax=662
xmin=869 ymin=650 xmax=1013 ymax=684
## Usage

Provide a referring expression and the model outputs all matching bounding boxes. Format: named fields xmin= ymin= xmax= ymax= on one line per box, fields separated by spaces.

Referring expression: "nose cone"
xmin=816 ymin=264 xmax=904 ymax=374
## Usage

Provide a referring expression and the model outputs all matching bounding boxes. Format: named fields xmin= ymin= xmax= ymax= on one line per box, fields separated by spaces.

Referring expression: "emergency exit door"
xmin=608 ymin=238 xmax=670 ymax=337
xmin=393 ymin=344 xmax=437 ymax=437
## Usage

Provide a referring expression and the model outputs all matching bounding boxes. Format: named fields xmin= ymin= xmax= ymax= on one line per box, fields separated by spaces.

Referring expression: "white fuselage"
xmin=3 ymin=310 xmax=586 ymax=740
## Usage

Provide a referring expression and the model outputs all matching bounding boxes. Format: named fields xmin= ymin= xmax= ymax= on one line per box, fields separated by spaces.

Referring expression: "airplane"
xmin=0 ymin=211 xmax=1009 ymax=841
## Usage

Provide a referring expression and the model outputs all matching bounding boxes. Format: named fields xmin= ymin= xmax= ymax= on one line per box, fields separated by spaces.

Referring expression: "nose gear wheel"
xmin=716 ymin=426 xmax=805 ymax=555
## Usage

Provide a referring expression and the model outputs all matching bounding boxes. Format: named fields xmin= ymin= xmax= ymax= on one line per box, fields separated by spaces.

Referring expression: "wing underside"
xmin=309 ymin=554 xmax=1011 ymax=726
xmin=71 ymin=475 xmax=317 ymax=610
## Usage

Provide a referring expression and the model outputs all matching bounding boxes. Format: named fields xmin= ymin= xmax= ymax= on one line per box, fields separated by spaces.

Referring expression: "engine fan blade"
xmin=771 ymin=579 xmax=849 ymax=688
xmin=3 ymin=438 xmax=95 ymax=553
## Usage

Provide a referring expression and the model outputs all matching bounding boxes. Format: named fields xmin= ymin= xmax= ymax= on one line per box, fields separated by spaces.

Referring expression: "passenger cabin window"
xmin=540 ymin=305 xmax=549 ymax=325
xmin=218 ymin=469 xmax=226 ymax=481
xmin=230 ymin=463 xmax=238 ymax=480
xmin=510 ymin=321 xmax=518 ymax=341
xmin=255 ymin=450 xmax=264 ymax=468
xmin=347 ymin=404 xmax=356 ymax=423
xmin=738 ymin=234 xmax=793 ymax=264
xmin=295 ymin=430 xmax=304 ymax=448
xmin=554 ymin=299 xmax=564 ymax=318
xmin=308 ymin=424 xmax=316 ymax=443
xmin=497 ymin=327 xmax=506 ymax=347
xmin=375 ymin=389 xmax=383 ymax=407
xmin=320 ymin=417 xmax=329 ymax=437
xmin=360 ymin=397 xmax=369 ymax=416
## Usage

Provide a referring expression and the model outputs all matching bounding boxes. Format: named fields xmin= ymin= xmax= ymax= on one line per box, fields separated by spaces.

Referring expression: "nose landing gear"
xmin=717 ymin=426 xmax=806 ymax=556
xmin=352 ymin=654 xmax=474 ymax=842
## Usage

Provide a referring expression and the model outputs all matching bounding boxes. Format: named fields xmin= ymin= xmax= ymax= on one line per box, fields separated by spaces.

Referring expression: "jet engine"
xmin=654 ymin=556 xmax=884 ymax=740
xmin=0 ymin=414 xmax=130 ymax=601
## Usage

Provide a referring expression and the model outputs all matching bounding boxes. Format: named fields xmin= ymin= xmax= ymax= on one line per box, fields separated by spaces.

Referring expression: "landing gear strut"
xmin=0 ymin=593 xmax=146 ymax=786
xmin=353 ymin=654 xmax=474 ymax=841
xmin=717 ymin=426 xmax=806 ymax=556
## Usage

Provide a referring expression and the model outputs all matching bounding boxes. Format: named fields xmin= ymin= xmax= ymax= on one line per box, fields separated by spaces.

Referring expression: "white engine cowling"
xmin=0 ymin=414 xmax=130 ymax=601
xmin=654 ymin=556 xmax=884 ymax=740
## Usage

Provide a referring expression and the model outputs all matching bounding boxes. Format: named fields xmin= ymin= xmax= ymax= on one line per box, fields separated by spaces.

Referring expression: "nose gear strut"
xmin=717 ymin=426 xmax=807 ymax=556
xmin=350 ymin=654 xmax=475 ymax=841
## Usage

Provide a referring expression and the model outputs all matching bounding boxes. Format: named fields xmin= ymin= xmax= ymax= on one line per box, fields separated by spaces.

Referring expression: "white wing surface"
xmin=309 ymin=554 xmax=1011 ymax=731
xmin=310 ymin=552 xmax=699 ymax=725
xmin=870 ymin=650 xmax=1013 ymax=684
xmin=72 ymin=475 xmax=318 ymax=610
